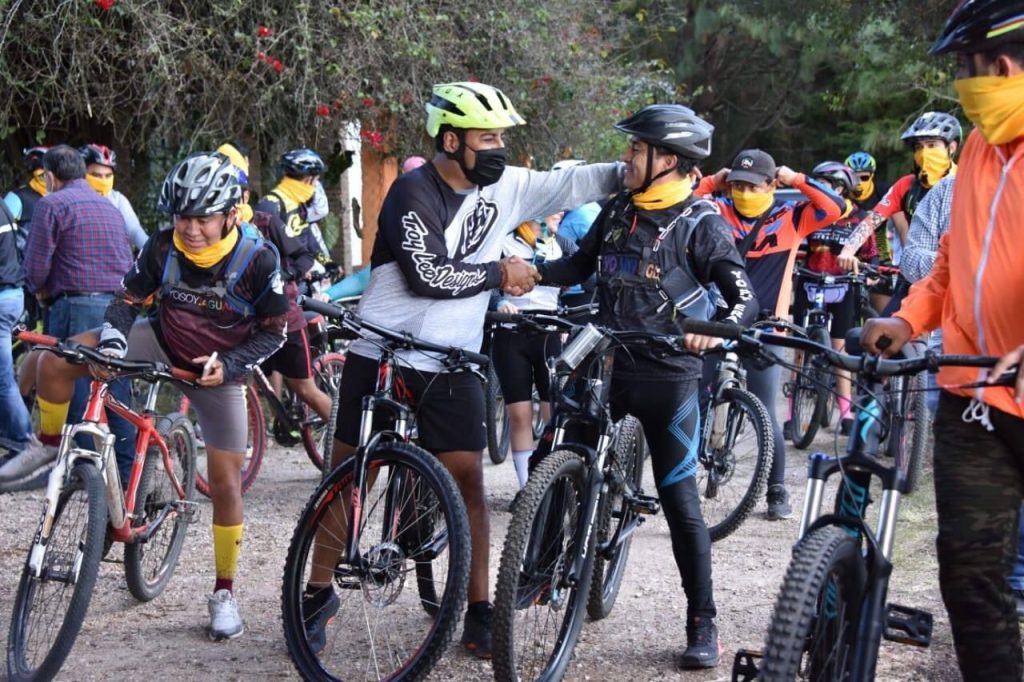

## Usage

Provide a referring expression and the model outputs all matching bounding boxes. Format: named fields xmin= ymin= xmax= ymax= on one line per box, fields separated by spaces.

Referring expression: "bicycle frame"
xmin=29 ymin=377 xmax=190 ymax=577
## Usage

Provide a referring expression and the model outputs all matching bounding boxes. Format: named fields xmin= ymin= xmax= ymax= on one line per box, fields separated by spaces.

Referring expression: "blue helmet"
xmin=279 ymin=148 xmax=325 ymax=178
xmin=844 ymin=151 xmax=877 ymax=174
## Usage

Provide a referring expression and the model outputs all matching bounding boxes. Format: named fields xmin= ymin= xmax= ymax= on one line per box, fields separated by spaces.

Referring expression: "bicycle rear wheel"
xmin=124 ymin=414 xmax=197 ymax=602
xmin=300 ymin=351 xmax=347 ymax=471
xmin=486 ymin=362 xmax=511 ymax=464
xmin=190 ymin=383 xmax=265 ymax=498
xmin=588 ymin=416 xmax=645 ymax=620
xmin=761 ymin=526 xmax=867 ymax=680
xmin=7 ymin=461 xmax=106 ymax=682
xmin=791 ymin=352 xmax=827 ymax=450
xmin=281 ymin=442 xmax=470 ymax=681
xmin=698 ymin=388 xmax=774 ymax=542
xmin=898 ymin=372 xmax=930 ymax=494
xmin=493 ymin=449 xmax=594 ymax=682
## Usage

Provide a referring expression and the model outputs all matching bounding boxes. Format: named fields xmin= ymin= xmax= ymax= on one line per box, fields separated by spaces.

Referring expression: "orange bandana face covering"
xmin=172 ymin=224 xmax=239 ymax=267
xmin=852 ymin=176 xmax=874 ymax=202
xmin=86 ymin=173 xmax=114 ymax=197
xmin=631 ymin=178 xmax=693 ymax=210
xmin=29 ymin=169 xmax=47 ymax=196
xmin=955 ymin=73 xmax=1024 ymax=146
xmin=731 ymin=189 xmax=774 ymax=218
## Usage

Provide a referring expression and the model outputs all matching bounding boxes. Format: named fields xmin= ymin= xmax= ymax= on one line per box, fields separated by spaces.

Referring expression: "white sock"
xmin=512 ymin=450 xmax=532 ymax=489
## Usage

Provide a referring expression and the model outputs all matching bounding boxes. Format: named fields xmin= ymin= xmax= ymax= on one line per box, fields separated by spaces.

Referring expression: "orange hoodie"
xmin=895 ymin=129 xmax=1024 ymax=419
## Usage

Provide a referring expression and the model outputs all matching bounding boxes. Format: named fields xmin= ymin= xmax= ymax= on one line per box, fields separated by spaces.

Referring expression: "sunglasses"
xmin=856 ymin=173 xmax=872 ymax=182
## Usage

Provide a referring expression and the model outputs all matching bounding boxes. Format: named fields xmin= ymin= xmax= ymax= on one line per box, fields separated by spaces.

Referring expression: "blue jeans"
xmin=46 ymin=295 xmax=135 ymax=481
xmin=1009 ymin=506 xmax=1024 ymax=592
xmin=0 ymin=291 xmax=31 ymax=452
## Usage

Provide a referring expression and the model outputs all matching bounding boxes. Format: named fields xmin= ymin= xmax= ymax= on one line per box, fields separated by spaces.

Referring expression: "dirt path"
xmin=0 ymin=419 xmax=962 ymax=681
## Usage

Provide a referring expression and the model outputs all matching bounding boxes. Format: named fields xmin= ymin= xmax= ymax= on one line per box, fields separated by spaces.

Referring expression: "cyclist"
xmin=793 ymin=161 xmax=878 ymax=435
xmin=491 ymin=212 xmax=577 ymax=488
xmin=845 ymin=152 xmax=892 ymax=256
xmin=0 ymin=199 xmax=31 ymax=461
xmin=7 ymin=151 xmax=288 ymax=640
xmin=3 ymin=145 xmax=50 ymax=252
xmin=862 ymin=2 xmax=1024 ymax=676
xmin=537 ymin=104 xmax=759 ymax=669
xmin=695 ymin=148 xmax=845 ymax=520
xmin=838 ymin=111 xmax=962 ymax=313
xmin=302 ymin=80 xmax=624 ymax=659
xmin=80 ymin=143 xmax=148 ymax=250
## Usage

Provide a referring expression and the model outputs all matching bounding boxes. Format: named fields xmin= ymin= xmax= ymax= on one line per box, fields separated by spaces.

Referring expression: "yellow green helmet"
xmin=425 ymin=82 xmax=526 ymax=137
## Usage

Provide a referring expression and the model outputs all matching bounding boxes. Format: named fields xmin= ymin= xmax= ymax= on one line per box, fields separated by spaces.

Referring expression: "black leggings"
xmin=609 ymin=375 xmax=715 ymax=619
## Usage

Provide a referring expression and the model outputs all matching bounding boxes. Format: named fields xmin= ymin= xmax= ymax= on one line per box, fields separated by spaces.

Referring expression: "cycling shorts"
xmin=261 ymin=327 xmax=313 ymax=380
xmin=334 ymin=352 xmax=486 ymax=452
xmin=490 ymin=326 xmax=561 ymax=404
xmin=124 ymin=318 xmax=248 ymax=453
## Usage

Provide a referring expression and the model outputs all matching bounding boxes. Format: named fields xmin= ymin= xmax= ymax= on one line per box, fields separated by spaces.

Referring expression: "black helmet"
xmin=614 ymin=104 xmax=714 ymax=161
xmin=901 ymin=111 xmax=963 ymax=146
xmin=158 ymin=152 xmax=242 ymax=216
xmin=811 ymin=161 xmax=856 ymax=196
xmin=279 ymin=148 xmax=325 ymax=178
xmin=22 ymin=146 xmax=49 ymax=172
xmin=931 ymin=0 xmax=1024 ymax=55
xmin=79 ymin=143 xmax=117 ymax=169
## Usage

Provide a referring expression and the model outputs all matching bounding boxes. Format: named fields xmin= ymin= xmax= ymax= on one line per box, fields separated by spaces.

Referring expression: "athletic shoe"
xmin=207 ymin=589 xmax=244 ymax=641
xmin=0 ymin=436 xmax=57 ymax=483
xmin=679 ymin=617 xmax=721 ymax=669
xmin=766 ymin=484 xmax=793 ymax=521
xmin=840 ymin=418 xmax=854 ymax=437
xmin=461 ymin=602 xmax=493 ymax=659
xmin=303 ymin=587 xmax=340 ymax=654
xmin=782 ymin=419 xmax=794 ymax=441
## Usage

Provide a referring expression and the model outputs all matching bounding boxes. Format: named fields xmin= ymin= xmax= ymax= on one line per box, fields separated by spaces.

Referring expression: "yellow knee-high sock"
xmin=37 ymin=397 xmax=70 ymax=446
xmin=212 ymin=523 xmax=244 ymax=593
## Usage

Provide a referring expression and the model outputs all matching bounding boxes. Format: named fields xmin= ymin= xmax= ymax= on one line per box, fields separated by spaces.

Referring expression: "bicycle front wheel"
xmin=698 ymin=388 xmax=773 ymax=542
xmin=124 ymin=413 xmax=198 ymax=602
xmin=588 ymin=416 xmax=645 ymax=620
xmin=904 ymin=371 xmax=930 ymax=494
xmin=7 ymin=462 xmax=107 ymax=682
xmin=761 ymin=526 xmax=867 ymax=681
xmin=791 ymin=351 xmax=827 ymax=450
xmin=300 ymin=351 xmax=347 ymax=471
xmin=190 ymin=383 xmax=265 ymax=498
xmin=281 ymin=442 xmax=470 ymax=681
xmin=493 ymin=449 xmax=594 ymax=682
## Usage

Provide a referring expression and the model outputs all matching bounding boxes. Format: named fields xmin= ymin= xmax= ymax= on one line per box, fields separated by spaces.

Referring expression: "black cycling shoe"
xmin=679 ymin=616 xmax=721 ymax=669
xmin=461 ymin=601 xmax=493 ymax=659
xmin=782 ymin=419 xmax=794 ymax=441
xmin=303 ymin=586 xmax=340 ymax=655
xmin=840 ymin=417 xmax=854 ymax=437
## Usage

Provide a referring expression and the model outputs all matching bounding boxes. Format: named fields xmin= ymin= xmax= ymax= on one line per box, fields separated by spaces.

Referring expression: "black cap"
xmin=727 ymin=149 xmax=777 ymax=185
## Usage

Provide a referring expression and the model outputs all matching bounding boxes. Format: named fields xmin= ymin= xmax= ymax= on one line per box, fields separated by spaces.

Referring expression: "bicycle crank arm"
xmin=730 ymin=648 xmax=762 ymax=682
xmin=597 ymin=515 xmax=645 ymax=559
xmin=133 ymin=500 xmax=199 ymax=543
xmin=625 ymin=492 xmax=661 ymax=515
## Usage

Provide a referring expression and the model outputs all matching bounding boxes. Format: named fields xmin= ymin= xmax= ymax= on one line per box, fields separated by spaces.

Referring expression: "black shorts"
xmin=334 ymin=352 xmax=486 ymax=452
xmin=261 ymin=327 xmax=313 ymax=379
xmin=490 ymin=327 xmax=561 ymax=404
xmin=792 ymin=279 xmax=857 ymax=341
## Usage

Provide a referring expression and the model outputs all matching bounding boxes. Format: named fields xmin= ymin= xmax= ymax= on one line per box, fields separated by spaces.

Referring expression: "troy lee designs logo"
xmin=400 ymin=211 xmax=487 ymax=295
xmin=456 ymin=198 xmax=499 ymax=257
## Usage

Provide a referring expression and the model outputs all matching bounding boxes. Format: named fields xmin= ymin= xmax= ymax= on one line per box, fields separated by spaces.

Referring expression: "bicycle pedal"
xmin=731 ymin=648 xmax=762 ymax=682
xmin=883 ymin=603 xmax=932 ymax=647
xmin=626 ymin=493 xmax=660 ymax=515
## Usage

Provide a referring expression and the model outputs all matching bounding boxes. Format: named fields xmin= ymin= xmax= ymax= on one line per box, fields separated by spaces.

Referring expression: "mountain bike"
xmin=492 ymin=313 xmax=698 ymax=682
xmin=7 ymin=331 xmax=198 ymax=682
xmin=699 ymin=340 xmax=774 ymax=542
xmin=280 ymin=298 xmax=473 ymax=682
xmin=696 ymin=322 xmax=1006 ymax=682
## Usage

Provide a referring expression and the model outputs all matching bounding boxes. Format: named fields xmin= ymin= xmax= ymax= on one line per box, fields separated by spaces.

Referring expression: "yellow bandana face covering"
xmin=631 ymin=178 xmax=693 ymax=210
xmin=731 ymin=189 xmax=775 ymax=218
xmin=217 ymin=143 xmax=250 ymax=177
xmin=516 ymin=222 xmax=538 ymax=247
xmin=86 ymin=173 xmax=114 ymax=197
xmin=913 ymin=147 xmax=952 ymax=188
xmin=172 ymin=225 xmax=239 ymax=268
xmin=236 ymin=203 xmax=254 ymax=224
xmin=955 ymin=73 xmax=1024 ymax=146
xmin=852 ymin=176 xmax=874 ymax=202
xmin=29 ymin=169 xmax=47 ymax=196
xmin=275 ymin=176 xmax=316 ymax=206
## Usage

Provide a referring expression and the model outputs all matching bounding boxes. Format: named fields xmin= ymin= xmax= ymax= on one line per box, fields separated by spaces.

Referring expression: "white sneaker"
xmin=207 ymin=589 xmax=244 ymax=641
xmin=0 ymin=436 xmax=57 ymax=483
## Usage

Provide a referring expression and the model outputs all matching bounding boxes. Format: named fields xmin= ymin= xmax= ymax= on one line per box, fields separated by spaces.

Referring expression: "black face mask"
xmin=457 ymin=144 xmax=508 ymax=188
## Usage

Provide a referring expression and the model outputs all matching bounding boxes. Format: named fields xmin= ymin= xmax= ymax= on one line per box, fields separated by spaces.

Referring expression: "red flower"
xmin=316 ymin=105 xmax=331 ymax=117
xmin=272 ymin=59 xmax=284 ymax=73
xmin=95 ymin=0 xmax=115 ymax=10
xmin=257 ymin=25 xmax=273 ymax=38
xmin=361 ymin=96 xmax=375 ymax=108
xmin=256 ymin=51 xmax=266 ymax=61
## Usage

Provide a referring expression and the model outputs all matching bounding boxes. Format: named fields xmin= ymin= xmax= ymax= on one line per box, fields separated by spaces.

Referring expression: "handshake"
xmin=500 ymin=256 xmax=541 ymax=296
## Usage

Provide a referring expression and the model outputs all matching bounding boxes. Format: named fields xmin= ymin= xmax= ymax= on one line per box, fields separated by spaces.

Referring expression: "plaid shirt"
xmin=23 ymin=178 xmax=133 ymax=297
xmin=901 ymin=175 xmax=955 ymax=283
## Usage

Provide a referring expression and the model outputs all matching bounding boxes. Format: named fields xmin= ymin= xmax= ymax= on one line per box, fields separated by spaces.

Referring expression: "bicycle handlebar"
xmin=485 ymin=309 xmax=579 ymax=332
xmin=18 ymin=331 xmax=199 ymax=383
xmin=300 ymin=296 xmax=490 ymax=367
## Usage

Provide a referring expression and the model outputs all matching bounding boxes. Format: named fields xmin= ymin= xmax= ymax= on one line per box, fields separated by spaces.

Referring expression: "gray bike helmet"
xmin=279 ymin=148 xmax=326 ymax=178
xmin=900 ymin=112 xmax=963 ymax=146
xmin=158 ymin=152 xmax=242 ymax=216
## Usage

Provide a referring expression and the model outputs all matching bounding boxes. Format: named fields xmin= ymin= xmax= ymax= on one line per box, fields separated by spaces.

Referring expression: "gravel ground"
xmin=0 ymin=406 xmax=964 ymax=682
